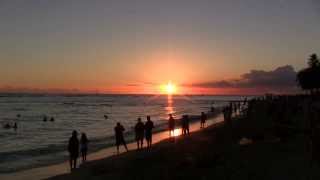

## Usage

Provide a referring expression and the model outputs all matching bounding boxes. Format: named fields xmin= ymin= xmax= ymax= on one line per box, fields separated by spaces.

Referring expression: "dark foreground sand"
xmin=48 ymin=116 xmax=320 ymax=180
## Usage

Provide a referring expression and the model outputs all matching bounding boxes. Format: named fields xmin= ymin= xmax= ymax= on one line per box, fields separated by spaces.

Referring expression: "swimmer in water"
xmin=3 ymin=123 xmax=11 ymax=129
xmin=13 ymin=122 xmax=17 ymax=131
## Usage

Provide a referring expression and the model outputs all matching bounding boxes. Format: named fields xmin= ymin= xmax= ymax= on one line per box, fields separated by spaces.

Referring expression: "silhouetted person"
xmin=168 ymin=114 xmax=175 ymax=137
xmin=200 ymin=112 xmax=207 ymax=128
xmin=43 ymin=116 xmax=47 ymax=122
xmin=211 ymin=106 xmax=215 ymax=113
xmin=13 ymin=122 xmax=17 ymax=131
xmin=80 ymin=133 xmax=88 ymax=162
xmin=223 ymin=106 xmax=233 ymax=141
xmin=50 ymin=117 xmax=55 ymax=122
xmin=114 ymin=122 xmax=128 ymax=154
xmin=68 ymin=130 xmax=79 ymax=171
xmin=135 ymin=118 xmax=145 ymax=149
xmin=182 ymin=115 xmax=190 ymax=135
xmin=145 ymin=116 xmax=154 ymax=148
xmin=223 ymin=106 xmax=232 ymax=124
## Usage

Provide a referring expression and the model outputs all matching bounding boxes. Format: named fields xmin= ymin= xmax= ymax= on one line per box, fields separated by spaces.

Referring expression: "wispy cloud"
xmin=126 ymin=82 xmax=157 ymax=87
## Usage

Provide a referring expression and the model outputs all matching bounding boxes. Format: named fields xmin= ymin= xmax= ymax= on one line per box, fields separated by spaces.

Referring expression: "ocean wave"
xmin=11 ymin=108 xmax=29 ymax=111
xmin=62 ymin=102 xmax=113 ymax=107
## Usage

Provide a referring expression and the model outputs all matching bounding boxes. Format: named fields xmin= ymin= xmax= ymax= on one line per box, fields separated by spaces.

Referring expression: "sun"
xmin=161 ymin=82 xmax=177 ymax=95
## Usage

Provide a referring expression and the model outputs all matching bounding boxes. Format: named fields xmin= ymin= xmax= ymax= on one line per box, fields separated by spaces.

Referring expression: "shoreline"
xmin=0 ymin=104 xmax=223 ymax=174
xmin=0 ymin=112 xmax=223 ymax=180
xmin=46 ymin=94 xmax=320 ymax=180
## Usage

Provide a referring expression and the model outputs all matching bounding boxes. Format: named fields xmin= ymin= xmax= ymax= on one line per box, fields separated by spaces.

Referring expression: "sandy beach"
xmin=47 ymin=111 xmax=320 ymax=180
xmin=0 ymin=112 xmax=223 ymax=180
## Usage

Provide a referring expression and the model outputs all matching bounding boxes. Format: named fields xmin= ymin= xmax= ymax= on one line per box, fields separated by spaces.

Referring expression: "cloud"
xmin=126 ymin=83 xmax=140 ymax=87
xmin=126 ymin=82 xmax=157 ymax=87
xmin=0 ymin=86 xmax=81 ymax=94
xmin=191 ymin=65 xmax=298 ymax=93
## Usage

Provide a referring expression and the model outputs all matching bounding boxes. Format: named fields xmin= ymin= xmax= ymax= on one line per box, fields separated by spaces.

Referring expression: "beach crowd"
xmin=67 ymin=111 xmax=210 ymax=171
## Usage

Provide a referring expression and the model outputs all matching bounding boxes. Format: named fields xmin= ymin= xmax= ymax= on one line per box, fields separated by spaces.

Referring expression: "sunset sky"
xmin=0 ymin=0 xmax=319 ymax=94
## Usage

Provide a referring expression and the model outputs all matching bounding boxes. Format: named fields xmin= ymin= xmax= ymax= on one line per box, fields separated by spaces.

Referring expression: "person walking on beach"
xmin=145 ymin=116 xmax=154 ymax=148
xmin=200 ymin=112 xmax=207 ymax=128
xmin=168 ymin=114 xmax=175 ymax=137
xmin=114 ymin=122 xmax=128 ymax=154
xmin=182 ymin=115 xmax=190 ymax=135
xmin=80 ymin=133 xmax=89 ymax=162
xmin=68 ymin=130 xmax=79 ymax=171
xmin=135 ymin=118 xmax=145 ymax=149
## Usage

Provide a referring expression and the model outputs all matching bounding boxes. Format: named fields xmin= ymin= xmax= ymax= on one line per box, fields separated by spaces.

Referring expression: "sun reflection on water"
xmin=165 ymin=95 xmax=174 ymax=115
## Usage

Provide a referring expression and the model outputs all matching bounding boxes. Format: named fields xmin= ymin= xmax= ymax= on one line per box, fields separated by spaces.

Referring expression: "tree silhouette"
xmin=297 ymin=54 xmax=320 ymax=94
xmin=308 ymin=54 xmax=320 ymax=68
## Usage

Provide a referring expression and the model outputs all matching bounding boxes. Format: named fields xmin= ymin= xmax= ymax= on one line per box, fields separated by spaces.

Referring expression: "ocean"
xmin=0 ymin=94 xmax=247 ymax=173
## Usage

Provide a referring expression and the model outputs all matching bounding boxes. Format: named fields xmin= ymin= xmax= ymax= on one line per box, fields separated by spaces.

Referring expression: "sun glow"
xmin=161 ymin=82 xmax=177 ymax=95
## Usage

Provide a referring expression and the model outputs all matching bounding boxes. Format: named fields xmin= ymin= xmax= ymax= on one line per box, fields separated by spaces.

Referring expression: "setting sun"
xmin=161 ymin=82 xmax=177 ymax=95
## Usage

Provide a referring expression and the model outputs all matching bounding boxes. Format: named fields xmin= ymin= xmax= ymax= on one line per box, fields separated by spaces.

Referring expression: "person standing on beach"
xmin=200 ymin=112 xmax=207 ymax=128
xmin=114 ymin=122 xmax=128 ymax=154
xmin=182 ymin=115 xmax=190 ymax=135
xmin=135 ymin=118 xmax=145 ymax=149
xmin=68 ymin=130 xmax=79 ymax=171
xmin=211 ymin=106 xmax=215 ymax=113
xmin=182 ymin=115 xmax=186 ymax=135
xmin=145 ymin=116 xmax=154 ymax=148
xmin=80 ymin=133 xmax=89 ymax=162
xmin=223 ymin=106 xmax=233 ymax=141
xmin=168 ymin=114 xmax=175 ymax=137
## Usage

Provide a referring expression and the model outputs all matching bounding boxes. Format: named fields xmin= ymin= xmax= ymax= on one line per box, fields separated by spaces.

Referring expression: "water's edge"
xmin=0 ymin=108 xmax=222 ymax=174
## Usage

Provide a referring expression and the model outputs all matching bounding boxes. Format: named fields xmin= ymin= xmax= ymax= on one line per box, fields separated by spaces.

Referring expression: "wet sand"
xmin=0 ymin=113 xmax=223 ymax=180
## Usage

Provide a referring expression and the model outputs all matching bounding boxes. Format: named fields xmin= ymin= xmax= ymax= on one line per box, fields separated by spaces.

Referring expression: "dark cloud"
xmin=191 ymin=65 xmax=298 ymax=93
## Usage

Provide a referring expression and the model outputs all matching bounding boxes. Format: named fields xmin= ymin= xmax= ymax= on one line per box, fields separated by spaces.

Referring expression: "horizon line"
xmin=0 ymin=91 xmax=286 ymax=97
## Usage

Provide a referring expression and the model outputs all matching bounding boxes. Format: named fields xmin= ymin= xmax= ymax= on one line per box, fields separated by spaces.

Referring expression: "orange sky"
xmin=0 ymin=1 xmax=318 ymax=94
